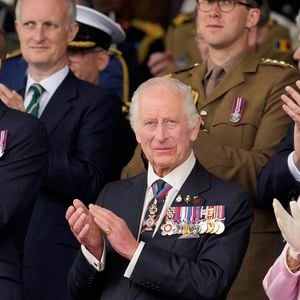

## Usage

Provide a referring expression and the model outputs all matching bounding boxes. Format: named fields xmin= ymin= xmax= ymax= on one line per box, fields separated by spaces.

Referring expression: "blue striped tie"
xmin=140 ymin=180 xmax=172 ymax=242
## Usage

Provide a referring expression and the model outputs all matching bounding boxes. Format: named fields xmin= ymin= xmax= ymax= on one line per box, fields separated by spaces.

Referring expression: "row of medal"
xmin=161 ymin=205 xmax=226 ymax=237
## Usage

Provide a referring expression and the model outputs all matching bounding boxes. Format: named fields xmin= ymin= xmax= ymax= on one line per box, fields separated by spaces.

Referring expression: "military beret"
xmin=68 ymin=5 xmax=126 ymax=51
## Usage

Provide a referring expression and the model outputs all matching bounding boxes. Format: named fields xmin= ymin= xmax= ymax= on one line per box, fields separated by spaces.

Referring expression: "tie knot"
xmin=30 ymin=83 xmax=44 ymax=98
xmin=152 ymin=180 xmax=172 ymax=201
xmin=210 ymin=66 xmax=224 ymax=79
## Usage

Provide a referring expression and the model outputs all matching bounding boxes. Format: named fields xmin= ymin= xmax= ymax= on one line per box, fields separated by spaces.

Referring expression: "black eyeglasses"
xmin=196 ymin=0 xmax=255 ymax=13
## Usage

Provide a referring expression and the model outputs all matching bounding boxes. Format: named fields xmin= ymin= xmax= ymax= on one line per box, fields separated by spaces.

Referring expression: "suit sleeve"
xmin=0 ymin=116 xmax=48 ymax=231
xmin=45 ymin=91 xmax=123 ymax=203
xmin=257 ymin=124 xmax=300 ymax=207
xmin=130 ymin=190 xmax=253 ymax=300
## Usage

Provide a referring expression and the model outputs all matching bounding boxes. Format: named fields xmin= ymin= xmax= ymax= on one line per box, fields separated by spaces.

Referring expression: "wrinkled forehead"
xmin=17 ymin=0 xmax=69 ymax=21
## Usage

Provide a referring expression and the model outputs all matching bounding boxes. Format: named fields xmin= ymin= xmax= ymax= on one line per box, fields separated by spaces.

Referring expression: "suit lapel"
xmin=127 ymin=174 xmax=148 ymax=239
xmin=175 ymin=161 xmax=210 ymax=205
xmin=39 ymin=71 xmax=77 ymax=136
xmin=131 ymin=162 xmax=212 ymax=299
xmin=0 ymin=101 xmax=7 ymax=120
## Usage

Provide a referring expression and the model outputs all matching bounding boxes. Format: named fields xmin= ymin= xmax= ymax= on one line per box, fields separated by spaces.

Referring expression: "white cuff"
xmin=288 ymin=151 xmax=300 ymax=182
xmin=124 ymin=242 xmax=145 ymax=278
xmin=81 ymin=242 xmax=106 ymax=272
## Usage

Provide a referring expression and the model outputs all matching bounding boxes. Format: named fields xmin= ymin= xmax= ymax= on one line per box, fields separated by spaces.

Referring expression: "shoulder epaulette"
xmin=131 ymin=18 xmax=165 ymax=39
xmin=6 ymin=48 xmax=22 ymax=60
xmin=109 ymin=47 xmax=130 ymax=114
xmin=171 ymin=13 xmax=194 ymax=27
xmin=131 ymin=18 xmax=165 ymax=63
xmin=166 ymin=63 xmax=199 ymax=78
xmin=260 ymin=58 xmax=295 ymax=70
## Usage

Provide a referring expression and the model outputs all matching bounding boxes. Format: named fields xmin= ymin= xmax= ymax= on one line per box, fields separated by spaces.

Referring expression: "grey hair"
xmin=129 ymin=77 xmax=200 ymax=132
xmin=296 ymin=10 xmax=300 ymax=30
xmin=15 ymin=0 xmax=77 ymax=25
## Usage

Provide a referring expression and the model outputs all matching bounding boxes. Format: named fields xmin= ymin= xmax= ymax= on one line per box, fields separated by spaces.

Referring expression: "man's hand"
xmin=66 ymin=199 xmax=104 ymax=259
xmin=273 ymin=198 xmax=300 ymax=256
xmin=147 ymin=51 xmax=176 ymax=77
xmin=0 ymin=84 xmax=25 ymax=111
xmin=281 ymin=80 xmax=300 ymax=169
xmin=89 ymin=204 xmax=139 ymax=260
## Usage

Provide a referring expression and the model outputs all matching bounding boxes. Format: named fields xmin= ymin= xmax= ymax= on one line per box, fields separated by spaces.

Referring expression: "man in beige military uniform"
xmin=123 ymin=0 xmax=299 ymax=299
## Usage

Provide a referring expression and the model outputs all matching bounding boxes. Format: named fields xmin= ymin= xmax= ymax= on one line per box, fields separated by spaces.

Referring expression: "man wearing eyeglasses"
xmin=123 ymin=1 xmax=299 ymax=299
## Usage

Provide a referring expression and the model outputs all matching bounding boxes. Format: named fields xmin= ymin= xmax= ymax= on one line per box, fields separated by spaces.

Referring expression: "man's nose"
xmin=155 ymin=124 xmax=168 ymax=141
xmin=293 ymin=46 xmax=300 ymax=63
xmin=209 ymin=1 xmax=221 ymax=17
xmin=32 ymin=26 xmax=45 ymax=42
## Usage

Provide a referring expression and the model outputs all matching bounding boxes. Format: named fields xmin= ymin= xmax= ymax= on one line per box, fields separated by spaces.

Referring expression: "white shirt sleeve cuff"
xmin=81 ymin=242 xmax=106 ymax=272
xmin=124 ymin=242 xmax=145 ymax=278
xmin=288 ymin=151 xmax=300 ymax=182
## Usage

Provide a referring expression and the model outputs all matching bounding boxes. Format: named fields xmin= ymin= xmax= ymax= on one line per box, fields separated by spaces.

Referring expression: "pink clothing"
xmin=263 ymin=244 xmax=300 ymax=300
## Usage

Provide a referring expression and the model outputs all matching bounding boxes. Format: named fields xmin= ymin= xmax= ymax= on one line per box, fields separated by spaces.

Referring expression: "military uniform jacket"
xmin=124 ymin=50 xmax=298 ymax=205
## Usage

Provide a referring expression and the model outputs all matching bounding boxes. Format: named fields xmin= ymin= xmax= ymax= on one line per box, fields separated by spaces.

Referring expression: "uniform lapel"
xmin=39 ymin=71 xmax=77 ymax=136
xmin=190 ymin=51 xmax=261 ymax=109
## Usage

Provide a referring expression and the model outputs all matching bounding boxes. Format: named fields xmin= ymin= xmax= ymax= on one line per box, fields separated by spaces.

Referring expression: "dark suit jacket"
xmin=0 ymin=101 xmax=47 ymax=300
xmin=257 ymin=124 xmax=300 ymax=207
xmin=22 ymin=71 xmax=126 ymax=300
xmin=69 ymin=161 xmax=253 ymax=300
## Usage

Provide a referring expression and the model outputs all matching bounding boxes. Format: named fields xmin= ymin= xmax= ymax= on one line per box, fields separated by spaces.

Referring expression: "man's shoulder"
xmin=166 ymin=63 xmax=200 ymax=81
xmin=259 ymin=58 xmax=295 ymax=70
xmin=105 ymin=172 xmax=147 ymax=191
xmin=64 ymin=72 xmax=120 ymax=104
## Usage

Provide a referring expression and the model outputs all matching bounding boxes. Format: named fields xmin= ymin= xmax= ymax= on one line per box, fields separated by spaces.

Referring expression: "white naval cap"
xmin=70 ymin=5 xmax=125 ymax=50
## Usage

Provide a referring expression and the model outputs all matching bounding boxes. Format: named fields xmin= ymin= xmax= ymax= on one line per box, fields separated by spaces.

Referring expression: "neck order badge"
xmin=140 ymin=180 xmax=172 ymax=242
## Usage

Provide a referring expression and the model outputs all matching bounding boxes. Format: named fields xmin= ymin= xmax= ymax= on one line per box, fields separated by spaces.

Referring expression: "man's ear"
xmin=96 ymin=51 xmax=110 ymax=72
xmin=246 ymin=8 xmax=260 ymax=30
xmin=67 ymin=22 xmax=79 ymax=43
xmin=190 ymin=116 xmax=201 ymax=142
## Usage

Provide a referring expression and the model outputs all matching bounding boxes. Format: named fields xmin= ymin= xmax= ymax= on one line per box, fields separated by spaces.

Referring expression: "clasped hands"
xmin=273 ymin=198 xmax=300 ymax=259
xmin=66 ymin=199 xmax=139 ymax=261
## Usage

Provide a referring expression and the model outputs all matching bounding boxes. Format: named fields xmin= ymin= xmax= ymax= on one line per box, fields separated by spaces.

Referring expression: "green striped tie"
xmin=26 ymin=83 xmax=45 ymax=117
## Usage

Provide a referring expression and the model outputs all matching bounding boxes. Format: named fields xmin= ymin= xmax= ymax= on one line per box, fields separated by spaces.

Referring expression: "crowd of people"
xmin=0 ymin=0 xmax=299 ymax=300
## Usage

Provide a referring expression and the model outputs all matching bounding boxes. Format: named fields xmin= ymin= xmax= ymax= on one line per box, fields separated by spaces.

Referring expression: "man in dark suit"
xmin=66 ymin=77 xmax=253 ymax=300
xmin=0 ymin=0 xmax=126 ymax=299
xmin=0 ymin=28 xmax=48 ymax=299
xmin=257 ymin=12 xmax=300 ymax=207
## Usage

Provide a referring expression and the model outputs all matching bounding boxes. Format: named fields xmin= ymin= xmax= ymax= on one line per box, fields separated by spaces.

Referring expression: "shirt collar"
xmin=26 ymin=65 xmax=69 ymax=97
xmin=147 ymin=151 xmax=196 ymax=191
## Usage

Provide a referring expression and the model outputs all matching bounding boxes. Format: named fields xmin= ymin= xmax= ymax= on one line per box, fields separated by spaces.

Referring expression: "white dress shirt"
xmin=288 ymin=151 xmax=300 ymax=182
xmin=24 ymin=65 xmax=69 ymax=117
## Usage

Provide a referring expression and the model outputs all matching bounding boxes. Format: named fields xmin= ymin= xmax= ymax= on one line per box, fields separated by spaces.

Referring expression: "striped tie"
xmin=26 ymin=83 xmax=44 ymax=117
xmin=140 ymin=179 xmax=172 ymax=242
